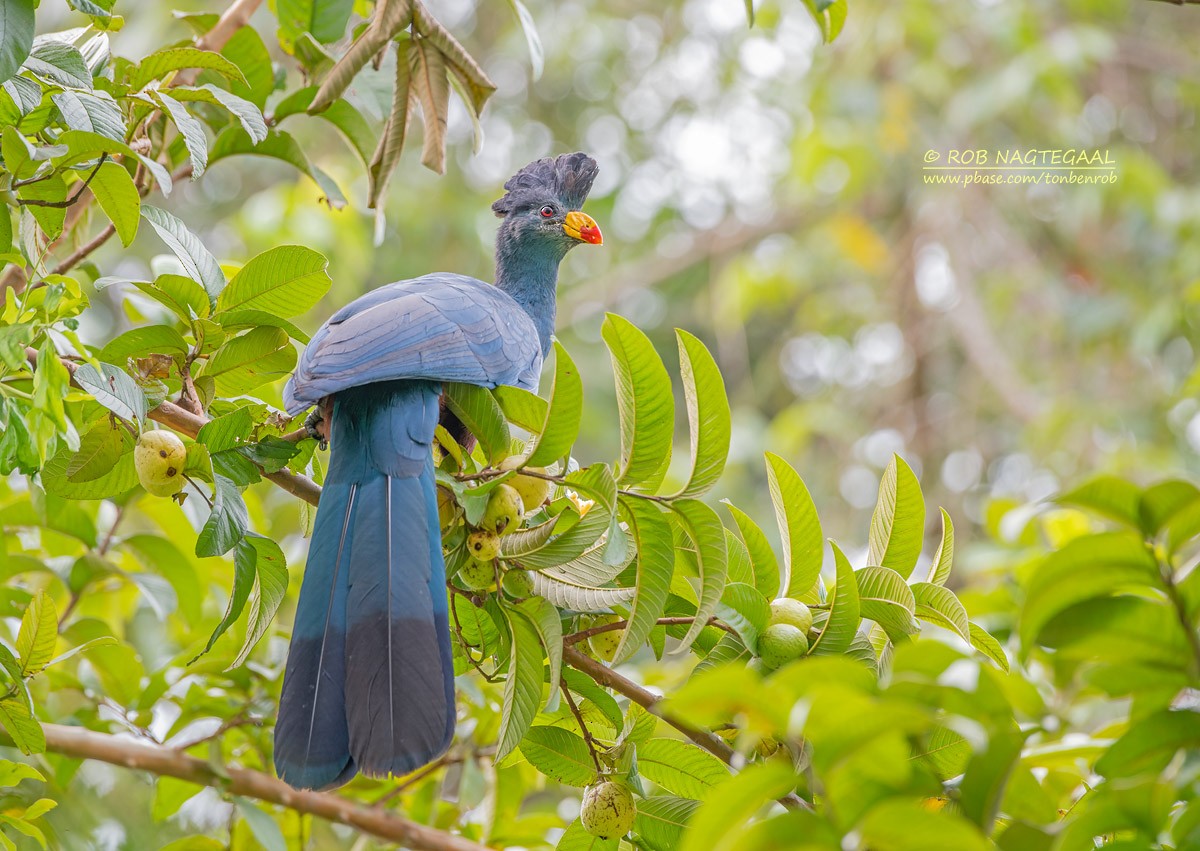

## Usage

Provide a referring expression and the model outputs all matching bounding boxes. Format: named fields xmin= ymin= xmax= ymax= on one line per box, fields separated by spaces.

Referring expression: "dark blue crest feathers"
xmin=492 ymin=152 xmax=598 ymax=216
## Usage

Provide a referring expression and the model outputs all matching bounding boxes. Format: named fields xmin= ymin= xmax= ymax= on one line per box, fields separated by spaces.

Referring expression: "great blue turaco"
xmin=274 ymin=153 xmax=603 ymax=790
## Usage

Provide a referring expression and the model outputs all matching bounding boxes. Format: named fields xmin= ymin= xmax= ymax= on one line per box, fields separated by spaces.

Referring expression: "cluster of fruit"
xmin=756 ymin=598 xmax=815 ymax=669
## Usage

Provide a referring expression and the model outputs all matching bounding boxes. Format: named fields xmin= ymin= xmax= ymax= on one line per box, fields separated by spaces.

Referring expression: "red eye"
xmin=540 ymin=205 xmax=555 ymax=218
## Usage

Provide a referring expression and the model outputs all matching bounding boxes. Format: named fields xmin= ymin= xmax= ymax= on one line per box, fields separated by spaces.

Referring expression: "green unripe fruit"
xmin=134 ymin=430 xmax=187 ymax=497
xmin=580 ymin=781 xmax=636 ymax=840
xmin=757 ymin=623 xmax=809 ymax=670
xmin=584 ymin=614 xmax=623 ymax=661
xmin=498 ymin=454 xmax=554 ymax=511
xmin=481 ymin=484 xmax=524 ymax=536
xmin=768 ymin=598 xmax=813 ymax=634
xmin=466 ymin=530 xmax=501 ymax=563
xmin=458 ymin=554 xmax=495 ymax=591
xmin=502 ymin=569 xmax=535 ymax=598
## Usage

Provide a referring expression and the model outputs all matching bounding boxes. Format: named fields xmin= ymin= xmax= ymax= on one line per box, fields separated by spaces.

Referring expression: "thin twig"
xmin=560 ymin=679 xmax=603 ymax=773
xmin=454 ymin=467 xmax=672 ymax=505
xmin=17 ymin=155 xmax=108 ymax=209
xmin=564 ymin=616 xmax=737 ymax=645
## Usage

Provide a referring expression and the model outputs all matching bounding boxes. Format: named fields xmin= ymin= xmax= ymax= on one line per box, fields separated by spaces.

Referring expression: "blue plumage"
xmin=275 ymin=153 xmax=601 ymax=790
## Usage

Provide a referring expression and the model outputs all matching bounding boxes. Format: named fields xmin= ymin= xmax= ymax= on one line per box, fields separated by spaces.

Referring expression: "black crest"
xmin=492 ymin=152 xmax=599 ymax=217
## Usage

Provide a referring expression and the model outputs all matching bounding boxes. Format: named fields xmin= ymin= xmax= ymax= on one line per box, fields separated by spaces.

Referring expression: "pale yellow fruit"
xmin=458 ymin=553 xmax=496 ymax=591
xmin=584 ymin=614 xmax=624 ymax=662
xmin=580 ymin=781 xmax=636 ymax=840
xmin=466 ymin=530 xmax=501 ymax=563
xmin=481 ymin=484 xmax=524 ymax=536
xmin=498 ymin=454 xmax=554 ymax=511
xmin=757 ymin=623 xmax=809 ymax=670
xmin=768 ymin=598 xmax=813 ymax=634
xmin=437 ymin=487 xmax=460 ymax=528
xmin=134 ymin=430 xmax=187 ymax=497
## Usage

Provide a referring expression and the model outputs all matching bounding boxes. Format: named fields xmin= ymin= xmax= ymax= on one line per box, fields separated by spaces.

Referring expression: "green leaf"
xmin=514 ymin=597 xmax=562 ymax=709
xmin=716 ymin=582 xmax=770 ymax=652
xmin=141 ymin=206 xmax=225 ymax=302
xmin=155 ymin=91 xmax=208 ymax=178
xmin=41 ymin=441 xmax=139 ymax=500
xmin=968 ymin=623 xmax=1009 ymax=672
xmin=97 ymin=325 xmax=188 ymax=365
xmin=216 ymin=245 xmax=331 ymax=317
xmin=520 ymin=725 xmax=595 ymax=786
xmin=0 ymin=760 xmax=42 ymax=787
xmin=201 ymin=326 xmax=296 ymax=396
xmin=1057 ymin=475 xmax=1142 ymax=528
xmin=66 ymin=420 xmax=129 ymax=482
xmin=858 ymin=799 xmax=990 ymax=851
xmin=743 ymin=0 xmax=755 ymax=26
xmin=678 ymin=760 xmax=796 ymax=851
xmin=217 ymin=309 xmax=310 ymax=344
xmin=89 ymin=160 xmax=140 ymax=246
xmin=520 ymin=465 xmax=615 ymax=570
xmin=153 ymin=777 xmax=200 ymax=821
xmin=810 ymin=542 xmax=861 ymax=656
xmin=914 ymin=725 xmax=972 ymax=781
xmin=1137 ymin=479 xmax=1199 ymax=536
xmin=557 ymin=820 xmax=619 ymax=851
xmin=210 ymin=126 xmax=346 ymax=209
xmin=530 ymin=573 xmax=634 ymax=612
xmin=493 ymin=385 xmax=547 ymax=434
xmin=673 ymin=330 xmax=730 ymax=499
xmin=856 ymin=566 xmax=918 ymax=643
xmin=234 ymin=800 xmax=285 ymax=851
xmin=192 ymin=535 xmax=257 ymax=662
xmin=170 ymin=84 xmax=267 ymax=144
xmin=927 ymin=507 xmax=954 ymax=585
xmin=867 ymin=455 xmax=925 ymax=580
xmin=1019 ymin=531 xmax=1159 ymax=650
xmin=196 ymin=475 xmax=248 ymax=558
xmin=0 ymin=0 xmax=34 ymax=85
xmin=613 ymin=500 xmax=674 ymax=664
xmin=130 ymin=47 xmax=247 ymax=91
xmin=634 ymin=796 xmax=701 ymax=851
xmin=443 ymin=382 xmax=510 ymax=464
xmin=764 ymin=453 xmax=822 ymax=599
xmin=526 ymin=342 xmax=583 ymax=468
xmin=20 ymin=173 xmax=67 ymax=239
xmin=601 ymin=314 xmax=673 ymax=490
xmin=0 ymin=698 xmax=43 ymax=755
xmin=637 ymin=738 xmax=730 ymax=799
xmin=51 ymin=90 xmax=124 ymax=139
xmin=196 ymin=407 xmax=254 ymax=454
xmin=959 ymin=728 xmax=1022 ymax=832
xmin=1095 ymin=709 xmax=1200 ymax=778
xmin=278 ymin=0 xmax=354 ymax=44
xmin=562 ymin=667 xmax=623 ymax=731
xmin=16 ymin=592 xmax=56 ymax=677
xmin=670 ymin=499 xmax=729 ymax=652
xmin=72 ymin=362 xmax=149 ymax=423
xmin=496 ymin=603 xmax=545 ymax=761
xmin=22 ymin=40 xmax=91 ymax=89
xmin=722 ymin=501 xmax=780 ymax=600
xmin=272 ymin=86 xmax=370 ymax=166
xmin=911 ymin=581 xmax=970 ymax=642
xmin=230 ymin=535 xmax=287 ymax=668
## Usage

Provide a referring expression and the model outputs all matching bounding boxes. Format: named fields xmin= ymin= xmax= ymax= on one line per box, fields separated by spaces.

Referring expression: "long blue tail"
xmin=274 ymin=380 xmax=456 ymax=790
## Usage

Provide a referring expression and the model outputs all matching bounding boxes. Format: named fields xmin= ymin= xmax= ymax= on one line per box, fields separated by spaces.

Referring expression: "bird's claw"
xmin=304 ymin=409 xmax=329 ymax=451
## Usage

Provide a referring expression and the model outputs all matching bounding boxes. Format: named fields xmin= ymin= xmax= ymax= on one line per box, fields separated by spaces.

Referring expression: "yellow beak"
xmin=563 ymin=211 xmax=603 ymax=245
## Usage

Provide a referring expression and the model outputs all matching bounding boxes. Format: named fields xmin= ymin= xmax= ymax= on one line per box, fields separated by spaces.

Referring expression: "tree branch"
xmin=0 ymin=723 xmax=487 ymax=851
xmin=561 ymin=646 xmax=814 ymax=811
xmin=23 ymin=348 xmax=323 ymax=507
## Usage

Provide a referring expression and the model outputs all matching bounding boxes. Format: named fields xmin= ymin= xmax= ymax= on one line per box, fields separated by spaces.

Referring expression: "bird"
xmin=273 ymin=153 xmax=603 ymax=791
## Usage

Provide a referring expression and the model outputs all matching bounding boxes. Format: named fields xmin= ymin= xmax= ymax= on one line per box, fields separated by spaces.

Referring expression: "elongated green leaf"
xmin=868 ymin=455 xmax=925 ymax=580
xmin=493 ymin=385 xmax=547 ymax=434
xmin=530 ymin=572 xmax=634 ymax=611
xmin=637 ymin=738 xmax=730 ymax=799
xmin=201 ymin=326 xmax=296 ymax=396
xmin=716 ymin=582 xmax=770 ymax=652
xmin=506 ymin=0 xmax=544 ymax=79
xmin=678 ymin=760 xmax=796 ymax=851
xmin=856 ymin=566 xmax=918 ymax=643
xmin=1095 ymin=709 xmax=1200 ymax=778
xmin=0 ymin=0 xmax=34 ymax=85
xmin=561 ymin=667 xmax=624 ymax=731
xmin=927 ymin=507 xmax=954 ymax=585
xmin=51 ymin=90 xmax=124 ymax=139
xmin=216 ymin=245 xmax=331 ymax=317
xmin=858 ymin=799 xmax=989 ymax=851
xmin=500 ymin=515 xmax=560 ymax=558
xmin=98 ymin=325 xmax=188 ymax=365
xmin=959 ymin=727 xmax=1022 ymax=833
xmin=1019 ymin=531 xmax=1158 ymax=651
xmin=764 ymin=453 xmax=822 ymax=599
xmin=443 ymin=382 xmax=510 ymax=464
xmin=90 ymin=160 xmax=140 ymax=246
xmin=613 ymin=500 xmax=674 ymax=664
xmin=66 ymin=419 xmax=131 ymax=482
xmin=155 ymin=91 xmax=208 ymax=177
xmin=16 ymin=592 xmax=56 ymax=677
xmin=722 ymin=501 xmax=780 ymax=599
xmin=196 ymin=475 xmax=248 ymax=558
xmin=635 ymin=796 xmax=701 ymax=851
xmin=810 ymin=542 xmax=861 ymax=656
xmin=130 ymin=47 xmax=246 ymax=90
xmin=1056 ymin=475 xmax=1142 ymax=528
xmin=171 ymin=84 xmax=267 ymax=143
xmin=73 ymin=363 xmax=148 ymax=423
xmin=520 ymin=725 xmax=595 ymax=786
xmin=497 ymin=603 xmax=545 ymax=760
xmin=968 ymin=623 xmax=1009 ymax=673
xmin=673 ymin=330 xmax=730 ymax=498
xmin=230 ymin=536 xmax=287 ymax=668
xmin=278 ymin=0 xmax=353 ymax=44
xmin=671 ymin=499 xmax=729 ymax=652
xmin=42 ymin=442 xmax=139 ymax=500
xmin=601 ymin=314 xmax=673 ymax=490
xmin=22 ymin=40 xmax=90 ymax=89
xmin=911 ymin=581 xmax=970 ymax=642
xmin=526 ymin=342 xmax=583 ymax=467
xmin=514 ymin=597 xmax=562 ymax=708
xmin=0 ymin=698 xmax=44 ymax=755
xmin=141 ymin=205 xmax=225 ymax=302
xmin=521 ymin=465 xmax=615 ymax=569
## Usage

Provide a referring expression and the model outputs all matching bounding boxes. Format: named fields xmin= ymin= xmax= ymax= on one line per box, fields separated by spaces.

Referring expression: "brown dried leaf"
xmin=408 ymin=38 xmax=450 ymax=175
xmin=368 ymin=39 xmax=414 ymax=207
xmin=309 ymin=0 xmax=413 ymax=113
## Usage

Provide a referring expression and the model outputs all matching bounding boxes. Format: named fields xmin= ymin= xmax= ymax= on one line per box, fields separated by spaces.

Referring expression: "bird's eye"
xmin=539 ymin=205 xmax=555 ymax=218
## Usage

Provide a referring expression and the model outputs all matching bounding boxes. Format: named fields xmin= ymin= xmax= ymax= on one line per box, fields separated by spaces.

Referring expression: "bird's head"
xmin=493 ymin=153 xmax=603 ymax=258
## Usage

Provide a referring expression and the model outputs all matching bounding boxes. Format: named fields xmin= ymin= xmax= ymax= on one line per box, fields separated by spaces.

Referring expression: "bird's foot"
xmin=304 ymin=408 xmax=329 ymax=451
